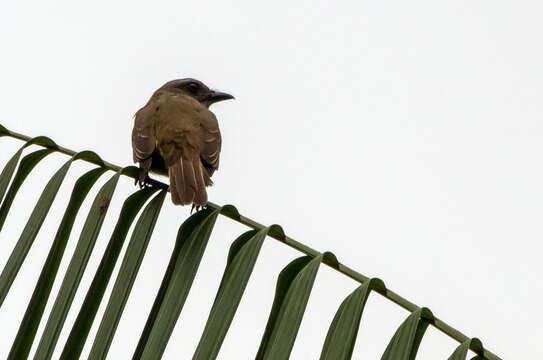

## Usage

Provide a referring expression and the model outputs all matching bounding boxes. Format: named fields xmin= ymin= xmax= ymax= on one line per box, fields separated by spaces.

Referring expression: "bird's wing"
xmin=132 ymin=105 xmax=156 ymax=164
xmin=199 ymin=112 xmax=222 ymax=175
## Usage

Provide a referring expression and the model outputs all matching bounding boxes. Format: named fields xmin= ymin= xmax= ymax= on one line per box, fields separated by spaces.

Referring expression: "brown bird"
xmin=131 ymin=78 xmax=233 ymax=207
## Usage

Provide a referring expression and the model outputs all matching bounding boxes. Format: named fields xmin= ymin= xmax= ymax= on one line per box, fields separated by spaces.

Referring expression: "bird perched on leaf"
xmin=131 ymin=78 xmax=233 ymax=209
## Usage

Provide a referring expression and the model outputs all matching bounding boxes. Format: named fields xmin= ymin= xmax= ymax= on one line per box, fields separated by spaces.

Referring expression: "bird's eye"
xmin=187 ymin=82 xmax=199 ymax=93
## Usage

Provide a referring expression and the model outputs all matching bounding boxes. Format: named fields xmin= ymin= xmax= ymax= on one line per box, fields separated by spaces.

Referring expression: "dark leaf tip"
xmin=369 ymin=278 xmax=387 ymax=293
xmin=469 ymin=338 xmax=484 ymax=353
xmin=268 ymin=224 xmax=285 ymax=239
xmin=74 ymin=151 xmax=106 ymax=167
xmin=30 ymin=136 xmax=59 ymax=150
xmin=420 ymin=307 xmax=434 ymax=322
xmin=220 ymin=205 xmax=240 ymax=219
xmin=322 ymin=251 xmax=340 ymax=269
xmin=0 ymin=124 xmax=9 ymax=136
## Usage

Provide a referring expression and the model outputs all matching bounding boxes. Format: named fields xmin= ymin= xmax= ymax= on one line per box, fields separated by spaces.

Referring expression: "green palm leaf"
xmin=257 ymin=254 xmax=322 ymax=360
xmin=0 ymin=124 xmax=504 ymax=360
xmin=320 ymin=278 xmax=386 ymax=360
xmin=0 ymin=135 xmax=58 ymax=214
xmin=89 ymin=190 xmax=166 ymax=360
xmin=448 ymin=338 xmax=484 ymax=360
xmin=193 ymin=225 xmax=279 ymax=359
xmin=8 ymin=167 xmax=106 ymax=360
xmin=33 ymin=171 xmax=121 ymax=360
xmin=0 ymin=148 xmax=55 ymax=231
xmin=60 ymin=186 xmax=160 ymax=360
xmin=381 ymin=307 xmax=434 ymax=360
xmin=0 ymin=151 xmax=107 ymax=307
xmin=137 ymin=206 xmax=222 ymax=360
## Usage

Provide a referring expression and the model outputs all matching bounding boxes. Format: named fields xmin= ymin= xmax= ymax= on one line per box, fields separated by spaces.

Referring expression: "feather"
xmin=168 ymin=156 xmax=207 ymax=206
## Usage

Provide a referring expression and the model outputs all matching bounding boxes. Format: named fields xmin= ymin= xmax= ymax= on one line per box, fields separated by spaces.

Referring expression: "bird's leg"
xmin=135 ymin=168 xmax=152 ymax=189
xmin=191 ymin=204 xmax=205 ymax=214
xmin=189 ymin=202 xmax=209 ymax=214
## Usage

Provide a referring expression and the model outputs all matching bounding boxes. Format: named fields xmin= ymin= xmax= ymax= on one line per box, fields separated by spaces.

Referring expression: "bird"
xmin=131 ymin=78 xmax=234 ymax=208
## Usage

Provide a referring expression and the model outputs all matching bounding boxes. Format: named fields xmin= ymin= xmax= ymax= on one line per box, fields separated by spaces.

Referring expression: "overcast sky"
xmin=0 ymin=1 xmax=542 ymax=359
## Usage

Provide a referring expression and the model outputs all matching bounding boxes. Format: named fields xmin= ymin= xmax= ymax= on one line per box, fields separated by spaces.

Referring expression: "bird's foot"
xmin=190 ymin=203 xmax=208 ymax=214
xmin=134 ymin=169 xmax=153 ymax=189
xmin=135 ymin=178 xmax=153 ymax=189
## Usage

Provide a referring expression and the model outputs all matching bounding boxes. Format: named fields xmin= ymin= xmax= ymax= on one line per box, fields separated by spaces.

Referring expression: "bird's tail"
xmin=168 ymin=156 xmax=208 ymax=206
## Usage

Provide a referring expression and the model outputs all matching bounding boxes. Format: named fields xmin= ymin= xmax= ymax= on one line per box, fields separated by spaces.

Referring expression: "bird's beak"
xmin=208 ymin=90 xmax=235 ymax=104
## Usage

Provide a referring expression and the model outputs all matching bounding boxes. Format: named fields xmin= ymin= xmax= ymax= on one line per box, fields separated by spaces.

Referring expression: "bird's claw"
xmin=191 ymin=203 xmax=207 ymax=214
xmin=135 ymin=168 xmax=153 ymax=189
xmin=136 ymin=179 xmax=153 ymax=189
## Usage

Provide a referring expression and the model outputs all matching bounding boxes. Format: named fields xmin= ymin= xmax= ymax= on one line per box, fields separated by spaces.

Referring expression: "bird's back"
xmin=132 ymin=78 xmax=229 ymax=207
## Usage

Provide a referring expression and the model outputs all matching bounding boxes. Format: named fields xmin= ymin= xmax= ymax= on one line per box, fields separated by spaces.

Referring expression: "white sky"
xmin=1 ymin=1 xmax=542 ymax=359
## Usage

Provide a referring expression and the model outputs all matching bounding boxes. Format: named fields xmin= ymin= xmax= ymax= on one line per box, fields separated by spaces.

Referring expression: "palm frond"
xmin=0 ymin=124 xmax=502 ymax=360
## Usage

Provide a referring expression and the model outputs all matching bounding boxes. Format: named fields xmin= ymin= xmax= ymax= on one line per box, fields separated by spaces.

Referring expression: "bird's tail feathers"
xmin=168 ymin=156 xmax=208 ymax=206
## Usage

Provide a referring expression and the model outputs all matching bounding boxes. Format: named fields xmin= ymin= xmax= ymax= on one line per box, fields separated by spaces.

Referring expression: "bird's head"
xmin=158 ymin=78 xmax=234 ymax=108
